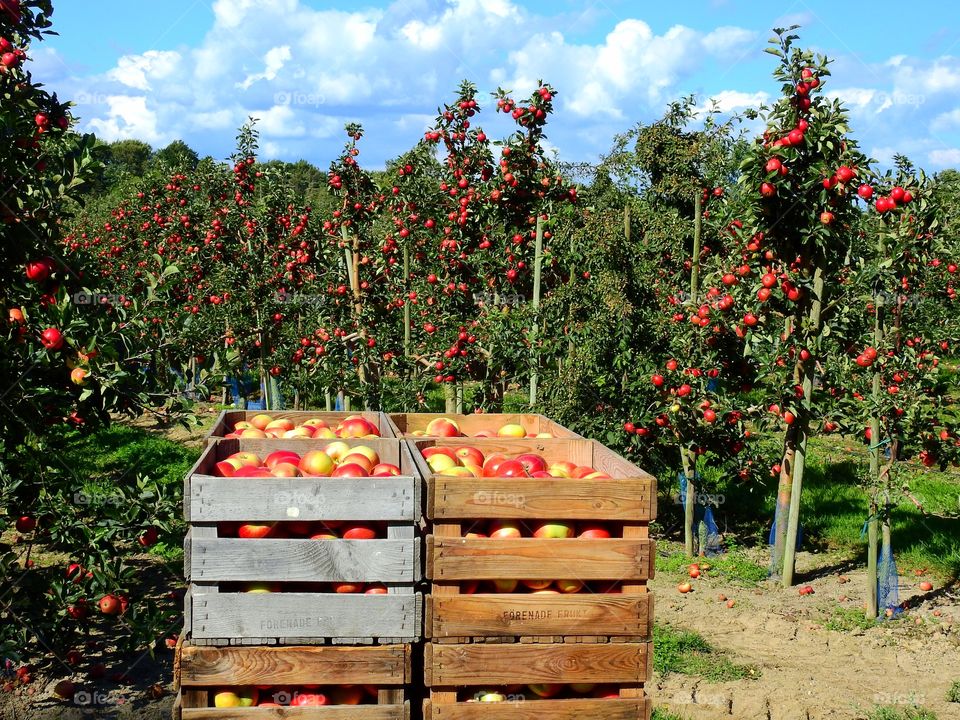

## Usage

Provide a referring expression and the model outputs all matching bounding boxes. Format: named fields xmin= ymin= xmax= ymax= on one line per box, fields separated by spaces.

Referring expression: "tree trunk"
xmin=782 ymin=267 xmax=825 ymax=587
xmin=529 ymin=216 xmax=545 ymax=407
xmin=681 ymin=446 xmax=697 ymax=557
xmin=769 ymin=424 xmax=798 ymax=579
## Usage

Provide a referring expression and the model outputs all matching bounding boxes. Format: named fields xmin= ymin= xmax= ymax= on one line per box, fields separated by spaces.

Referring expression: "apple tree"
xmin=2 ymin=0 xmax=192 ymax=667
xmin=735 ymin=28 xmax=873 ymax=584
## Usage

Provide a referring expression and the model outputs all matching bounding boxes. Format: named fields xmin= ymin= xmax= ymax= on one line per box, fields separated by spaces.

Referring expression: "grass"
xmin=821 ymin=606 xmax=885 ymax=633
xmin=653 ymin=623 xmax=758 ymax=683
xmin=655 ymin=543 xmax=768 ymax=586
xmin=948 ymin=681 xmax=960 ymax=703
xmin=651 ymin=711 xmax=688 ymax=720
xmin=658 ymin=433 xmax=960 ymax=581
xmin=866 ymin=706 xmax=937 ymax=720
xmin=60 ymin=423 xmax=200 ymax=489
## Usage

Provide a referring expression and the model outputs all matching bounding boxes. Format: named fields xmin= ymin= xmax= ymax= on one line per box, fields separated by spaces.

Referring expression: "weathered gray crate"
xmin=184 ymin=438 xmax=423 ymax=645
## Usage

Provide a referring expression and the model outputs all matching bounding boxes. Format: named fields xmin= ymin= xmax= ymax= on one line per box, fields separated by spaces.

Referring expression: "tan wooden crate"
xmin=174 ymin=643 xmax=412 ymax=719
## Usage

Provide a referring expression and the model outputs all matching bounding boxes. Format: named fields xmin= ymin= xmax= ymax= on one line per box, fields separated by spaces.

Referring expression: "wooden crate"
xmin=415 ymin=438 xmax=655 ymax=643
xmin=206 ymin=410 xmax=395 ymax=443
xmin=185 ymin=438 xmax=422 ymax=645
xmin=388 ymin=413 xmax=579 ymax=439
xmin=173 ymin=643 xmax=412 ymax=719
xmin=423 ymin=641 xmax=651 ymax=719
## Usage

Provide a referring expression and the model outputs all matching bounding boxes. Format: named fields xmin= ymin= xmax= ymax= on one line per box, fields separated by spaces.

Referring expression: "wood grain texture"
xmin=179 ymin=644 xmax=410 ymax=686
xmin=424 ymin=697 xmax=650 ymax=720
xmin=183 ymin=708 xmax=406 ymax=720
xmin=429 ymin=476 xmax=654 ymax=521
xmin=206 ymin=411 xmax=394 ymax=442
xmin=425 ymin=642 xmax=650 ymax=685
xmin=427 ymin=594 xmax=653 ymax=639
xmin=189 ymin=477 xmax=419 ymax=523
xmin=189 ymin=538 xmax=419 ymax=583
xmin=190 ymin=593 xmax=422 ymax=642
xmin=388 ymin=413 xmax=579 ymax=438
xmin=428 ymin=538 xmax=652 ymax=581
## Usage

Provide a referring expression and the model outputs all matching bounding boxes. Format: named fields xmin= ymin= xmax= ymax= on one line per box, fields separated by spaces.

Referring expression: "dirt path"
xmin=652 ymin=549 xmax=959 ymax=719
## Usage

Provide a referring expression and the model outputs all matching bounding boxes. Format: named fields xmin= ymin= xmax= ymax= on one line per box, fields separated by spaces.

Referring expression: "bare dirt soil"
xmin=653 ymin=548 xmax=959 ymax=720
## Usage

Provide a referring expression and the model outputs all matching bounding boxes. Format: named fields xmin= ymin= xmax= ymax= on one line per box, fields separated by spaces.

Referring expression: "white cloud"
xmin=254 ymin=105 xmax=307 ymax=138
xmin=703 ymin=26 xmax=758 ymax=57
xmin=87 ymin=96 xmax=166 ymax=144
xmin=928 ymin=148 xmax=960 ymax=167
xmin=238 ymin=46 xmax=292 ymax=90
xmin=108 ymin=50 xmax=180 ymax=91
xmin=708 ymin=90 xmax=769 ymax=113
xmin=43 ymin=0 xmax=960 ymax=171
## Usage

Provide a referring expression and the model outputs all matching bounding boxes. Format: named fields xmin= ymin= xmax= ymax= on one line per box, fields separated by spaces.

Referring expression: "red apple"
xmin=495 ymin=459 xmax=528 ymax=477
xmin=488 ymin=520 xmax=522 ymax=538
xmin=365 ymin=584 xmax=389 ymax=595
xmin=578 ymin=524 xmax=612 ymax=539
xmin=342 ymin=524 xmax=377 ymax=540
xmin=482 ymin=454 xmax=507 ymax=477
xmin=238 ymin=523 xmax=275 ymax=539
xmin=292 ymin=692 xmax=329 ymax=706
xmin=515 ymin=453 xmax=547 ymax=474
xmin=455 ymin=446 xmax=485 ymax=468
xmin=340 ymin=416 xmax=380 ymax=438
xmin=298 ymin=451 xmax=335 ymax=476
xmin=99 ymin=594 xmax=122 ymax=615
xmin=340 ymin=453 xmax=374 ymax=473
xmin=265 ymin=450 xmax=301 ymax=469
xmin=422 ymin=446 xmax=459 ymax=462
xmin=15 ymin=516 xmax=36 ymax=533
xmin=332 ymin=582 xmax=364 ymax=594
xmin=371 ymin=463 xmax=401 ymax=476
xmin=332 ymin=463 xmax=368 ymax=478
xmin=534 ymin=522 xmax=574 ymax=538
xmin=271 ymin=462 xmax=300 ymax=478
xmin=425 ymin=417 xmax=461 ymax=437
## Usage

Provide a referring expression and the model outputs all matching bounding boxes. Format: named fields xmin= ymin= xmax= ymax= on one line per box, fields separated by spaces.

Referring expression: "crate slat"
xmin=183 ymin=708 xmax=407 ymax=719
xmin=189 ymin=538 xmax=418 ymax=583
xmin=190 ymin=593 xmax=422 ymax=642
xmin=428 ymin=538 xmax=653 ymax=581
xmin=179 ymin=644 xmax=410 ymax=686
xmin=424 ymin=697 xmax=650 ymax=720
xmin=189 ymin=477 xmax=418 ymax=523
xmin=426 ymin=642 xmax=650 ymax=686
xmin=429 ymin=476 xmax=654 ymax=521
xmin=427 ymin=594 xmax=653 ymax=639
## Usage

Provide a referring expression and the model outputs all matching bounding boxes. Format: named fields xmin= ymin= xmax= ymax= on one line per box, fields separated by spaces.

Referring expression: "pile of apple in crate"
xmin=173 ymin=411 xmax=656 ymax=719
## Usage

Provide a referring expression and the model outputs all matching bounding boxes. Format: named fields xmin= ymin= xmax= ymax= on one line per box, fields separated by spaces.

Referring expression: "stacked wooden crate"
xmin=173 ymin=410 xmax=422 ymax=717
xmin=414 ymin=436 xmax=657 ymax=719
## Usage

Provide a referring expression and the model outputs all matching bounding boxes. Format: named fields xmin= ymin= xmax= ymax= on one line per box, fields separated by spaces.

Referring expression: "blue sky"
xmin=31 ymin=0 xmax=960 ymax=170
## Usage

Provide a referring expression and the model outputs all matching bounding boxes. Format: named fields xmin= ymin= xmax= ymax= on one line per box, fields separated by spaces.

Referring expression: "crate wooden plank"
xmin=427 ymin=594 xmax=653 ymax=639
xmin=183 ymin=708 xmax=406 ymax=719
xmin=189 ymin=477 xmax=418 ymax=523
xmin=389 ymin=413 xmax=579 ymax=438
xmin=425 ymin=697 xmax=650 ymax=720
xmin=179 ymin=644 xmax=410 ymax=686
xmin=429 ymin=476 xmax=654 ymax=521
xmin=428 ymin=538 xmax=652 ymax=581
xmin=190 ymin=593 xmax=421 ymax=641
xmin=189 ymin=538 xmax=418 ymax=583
xmin=426 ymin=643 xmax=650 ymax=686
xmin=207 ymin=410 xmax=394 ymax=442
